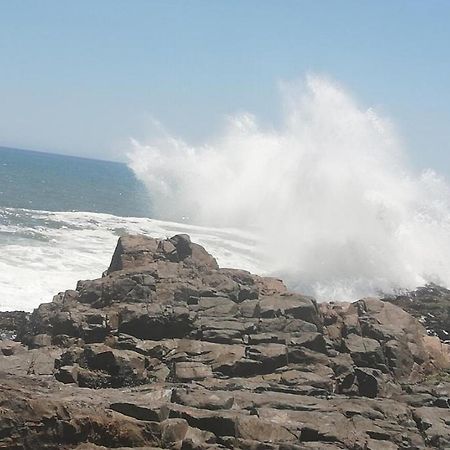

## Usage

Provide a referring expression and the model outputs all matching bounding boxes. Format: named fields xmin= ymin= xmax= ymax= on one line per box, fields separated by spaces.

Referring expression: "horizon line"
xmin=0 ymin=144 xmax=123 ymax=165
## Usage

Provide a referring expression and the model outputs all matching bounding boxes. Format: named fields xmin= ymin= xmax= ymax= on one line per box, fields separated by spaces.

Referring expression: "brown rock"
xmin=2 ymin=234 xmax=450 ymax=449
xmin=174 ymin=362 xmax=213 ymax=381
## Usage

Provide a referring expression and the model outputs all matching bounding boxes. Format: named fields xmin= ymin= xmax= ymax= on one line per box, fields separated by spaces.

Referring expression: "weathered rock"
xmin=118 ymin=303 xmax=194 ymax=340
xmin=171 ymin=388 xmax=235 ymax=410
xmin=343 ymin=333 xmax=385 ymax=369
xmin=258 ymin=294 xmax=321 ymax=328
xmin=0 ymin=339 xmax=26 ymax=356
xmin=55 ymin=344 xmax=151 ymax=388
xmin=413 ymin=406 xmax=450 ymax=448
xmin=384 ymin=284 xmax=450 ymax=341
xmin=3 ymin=234 xmax=450 ymax=449
xmin=174 ymin=362 xmax=213 ymax=381
xmin=323 ymin=297 xmax=450 ymax=382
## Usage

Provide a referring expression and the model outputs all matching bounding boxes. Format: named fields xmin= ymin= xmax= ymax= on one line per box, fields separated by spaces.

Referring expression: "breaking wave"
xmin=0 ymin=207 xmax=261 ymax=311
xmin=128 ymin=75 xmax=450 ymax=300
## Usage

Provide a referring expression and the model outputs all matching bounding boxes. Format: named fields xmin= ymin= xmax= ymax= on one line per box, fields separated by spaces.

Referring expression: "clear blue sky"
xmin=1 ymin=1 xmax=449 ymax=175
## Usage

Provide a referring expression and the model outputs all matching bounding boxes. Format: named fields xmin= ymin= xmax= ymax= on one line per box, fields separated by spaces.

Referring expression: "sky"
xmin=0 ymin=1 xmax=450 ymax=176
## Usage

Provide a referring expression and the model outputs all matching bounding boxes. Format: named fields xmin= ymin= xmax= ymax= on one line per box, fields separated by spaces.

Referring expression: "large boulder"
xmin=322 ymin=297 xmax=450 ymax=383
xmin=107 ymin=234 xmax=219 ymax=274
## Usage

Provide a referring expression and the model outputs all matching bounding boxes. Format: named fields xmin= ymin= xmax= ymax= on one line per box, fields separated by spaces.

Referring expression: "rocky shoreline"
xmin=1 ymin=234 xmax=450 ymax=449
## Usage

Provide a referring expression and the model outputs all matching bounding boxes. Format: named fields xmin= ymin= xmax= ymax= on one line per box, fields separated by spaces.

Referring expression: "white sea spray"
xmin=128 ymin=75 xmax=450 ymax=300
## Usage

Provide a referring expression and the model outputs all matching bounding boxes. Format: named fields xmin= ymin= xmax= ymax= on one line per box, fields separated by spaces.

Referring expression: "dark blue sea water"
xmin=0 ymin=146 xmax=152 ymax=216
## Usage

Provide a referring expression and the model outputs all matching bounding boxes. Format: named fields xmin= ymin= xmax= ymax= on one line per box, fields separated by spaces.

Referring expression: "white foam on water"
xmin=4 ymin=75 xmax=450 ymax=310
xmin=0 ymin=208 xmax=262 ymax=311
xmin=128 ymin=75 xmax=450 ymax=300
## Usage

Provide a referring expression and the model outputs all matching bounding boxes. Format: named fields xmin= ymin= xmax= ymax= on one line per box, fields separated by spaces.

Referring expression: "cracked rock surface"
xmin=1 ymin=234 xmax=450 ymax=449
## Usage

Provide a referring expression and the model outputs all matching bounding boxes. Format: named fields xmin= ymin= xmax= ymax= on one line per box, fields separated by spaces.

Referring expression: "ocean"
xmin=4 ymin=77 xmax=450 ymax=313
xmin=0 ymin=146 xmax=261 ymax=312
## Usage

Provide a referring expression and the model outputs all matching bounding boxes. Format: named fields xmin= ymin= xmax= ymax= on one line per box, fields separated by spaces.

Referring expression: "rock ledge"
xmin=1 ymin=234 xmax=450 ymax=449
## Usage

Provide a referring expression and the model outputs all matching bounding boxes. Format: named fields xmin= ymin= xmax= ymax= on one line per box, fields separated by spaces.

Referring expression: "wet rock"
xmin=384 ymin=284 xmax=450 ymax=341
xmin=0 ymin=310 xmax=29 ymax=340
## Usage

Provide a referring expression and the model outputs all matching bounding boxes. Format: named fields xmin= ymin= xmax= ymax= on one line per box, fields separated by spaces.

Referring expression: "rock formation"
xmin=383 ymin=285 xmax=450 ymax=342
xmin=1 ymin=234 xmax=450 ymax=449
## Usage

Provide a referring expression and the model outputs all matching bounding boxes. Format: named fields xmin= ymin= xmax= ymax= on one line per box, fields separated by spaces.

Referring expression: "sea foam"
xmin=128 ymin=75 xmax=450 ymax=300
xmin=0 ymin=207 xmax=261 ymax=311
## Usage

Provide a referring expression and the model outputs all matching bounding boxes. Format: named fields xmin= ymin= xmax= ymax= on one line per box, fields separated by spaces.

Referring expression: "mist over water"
xmin=128 ymin=75 xmax=450 ymax=300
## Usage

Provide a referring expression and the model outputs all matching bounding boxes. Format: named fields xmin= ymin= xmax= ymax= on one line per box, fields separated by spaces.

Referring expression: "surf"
xmin=128 ymin=75 xmax=450 ymax=300
xmin=0 ymin=207 xmax=262 ymax=311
